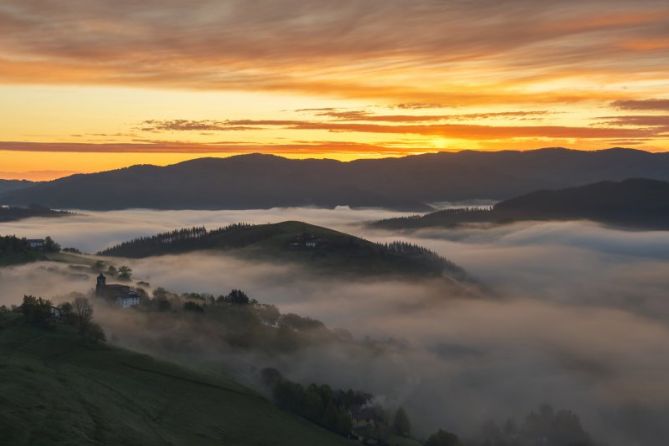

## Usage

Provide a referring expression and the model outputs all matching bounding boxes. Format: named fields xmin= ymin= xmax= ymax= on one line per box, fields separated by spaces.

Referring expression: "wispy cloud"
xmin=136 ymin=118 xmax=660 ymax=140
xmin=612 ymin=99 xmax=669 ymax=111
xmin=0 ymin=1 xmax=668 ymax=106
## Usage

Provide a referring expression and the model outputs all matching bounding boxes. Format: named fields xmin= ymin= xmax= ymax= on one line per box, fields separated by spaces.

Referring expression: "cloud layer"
xmin=1 ymin=1 xmax=668 ymax=102
xmin=3 ymin=208 xmax=669 ymax=444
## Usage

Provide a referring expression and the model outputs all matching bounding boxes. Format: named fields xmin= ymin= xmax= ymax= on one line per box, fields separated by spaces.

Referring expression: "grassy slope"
xmin=0 ymin=315 xmax=351 ymax=446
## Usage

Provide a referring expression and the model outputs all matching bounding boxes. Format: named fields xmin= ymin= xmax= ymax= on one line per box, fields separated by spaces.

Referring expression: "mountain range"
xmin=3 ymin=148 xmax=669 ymax=210
xmin=0 ymin=180 xmax=32 ymax=195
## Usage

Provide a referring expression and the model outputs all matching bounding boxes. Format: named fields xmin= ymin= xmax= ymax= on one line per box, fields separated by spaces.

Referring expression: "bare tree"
xmin=72 ymin=297 xmax=93 ymax=333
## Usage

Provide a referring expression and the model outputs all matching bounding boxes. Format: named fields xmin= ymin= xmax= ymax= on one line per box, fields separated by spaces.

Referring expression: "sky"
xmin=1 ymin=0 xmax=669 ymax=179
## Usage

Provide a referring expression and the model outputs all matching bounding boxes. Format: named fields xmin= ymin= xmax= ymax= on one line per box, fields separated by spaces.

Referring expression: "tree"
xmin=107 ymin=265 xmax=118 ymax=277
xmin=425 ymin=429 xmax=462 ymax=446
xmin=183 ymin=301 xmax=204 ymax=313
xmin=82 ymin=322 xmax=106 ymax=343
xmin=58 ymin=302 xmax=77 ymax=325
xmin=393 ymin=407 xmax=412 ymax=437
xmin=335 ymin=410 xmax=353 ymax=436
xmin=72 ymin=297 xmax=93 ymax=333
xmin=225 ymin=289 xmax=251 ymax=305
xmin=155 ymin=297 xmax=172 ymax=312
xmin=118 ymin=265 xmax=132 ymax=281
xmin=260 ymin=368 xmax=283 ymax=387
xmin=92 ymin=260 xmax=105 ymax=272
xmin=255 ymin=304 xmax=280 ymax=326
xmin=20 ymin=295 xmax=54 ymax=327
xmin=304 ymin=387 xmax=325 ymax=422
xmin=322 ymin=401 xmax=339 ymax=430
xmin=44 ymin=236 xmax=61 ymax=253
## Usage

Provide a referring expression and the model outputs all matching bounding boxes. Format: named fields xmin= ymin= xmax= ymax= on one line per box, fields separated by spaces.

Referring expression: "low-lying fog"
xmin=2 ymin=207 xmax=669 ymax=445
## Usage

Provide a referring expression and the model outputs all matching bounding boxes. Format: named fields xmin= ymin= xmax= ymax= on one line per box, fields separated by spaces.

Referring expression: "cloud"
xmin=139 ymin=117 xmax=661 ymax=140
xmin=597 ymin=115 xmax=669 ymax=128
xmin=314 ymin=110 xmax=552 ymax=123
xmin=139 ymin=120 xmax=261 ymax=132
xmin=0 ymin=1 xmax=668 ymax=107
xmin=286 ymin=121 xmax=656 ymax=140
xmin=612 ymin=99 xmax=669 ymax=111
xmin=0 ymin=140 xmax=419 ymax=155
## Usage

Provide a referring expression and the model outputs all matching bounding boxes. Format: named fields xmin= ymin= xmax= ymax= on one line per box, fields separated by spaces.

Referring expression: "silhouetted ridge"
xmin=4 ymin=148 xmax=669 ymax=210
xmin=373 ymin=178 xmax=669 ymax=230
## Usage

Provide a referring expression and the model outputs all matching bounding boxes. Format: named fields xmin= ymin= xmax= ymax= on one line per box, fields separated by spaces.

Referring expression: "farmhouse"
xmin=95 ymin=273 xmax=141 ymax=309
xmin=27 ymin=239 xmax=46 ymax=250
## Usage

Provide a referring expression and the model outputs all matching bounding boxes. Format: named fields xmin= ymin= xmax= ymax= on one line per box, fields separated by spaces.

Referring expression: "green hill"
xmin=0 ymin=313 xmax=352 ymax=446
xmin=98 ymin=221 xmax=468 ymax=280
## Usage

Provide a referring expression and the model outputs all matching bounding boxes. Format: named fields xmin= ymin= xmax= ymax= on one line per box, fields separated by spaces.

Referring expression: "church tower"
xmin=96 ymin=273 xmax=106 ymax=296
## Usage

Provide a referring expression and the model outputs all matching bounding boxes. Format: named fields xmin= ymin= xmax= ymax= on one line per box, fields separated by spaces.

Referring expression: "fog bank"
xmin=3 ymin=208 xmax=669 ymax=444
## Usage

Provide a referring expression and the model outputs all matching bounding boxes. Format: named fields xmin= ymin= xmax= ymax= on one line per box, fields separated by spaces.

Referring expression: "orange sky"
xmin=1 ymin=0 xmax=669 ymax=180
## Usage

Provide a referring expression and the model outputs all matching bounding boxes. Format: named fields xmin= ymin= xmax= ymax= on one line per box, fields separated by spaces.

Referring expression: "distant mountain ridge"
xmin=373 ymin=178 xmax=669 ymax=230
xmin=0 ymin=179 xmax=33 ymax=195
xmin=3 ymin=148 xmax=669 ymax=210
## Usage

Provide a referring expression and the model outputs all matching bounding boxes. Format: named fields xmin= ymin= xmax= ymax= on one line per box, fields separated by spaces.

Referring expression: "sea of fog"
xmin=2 ymin=207 xmax=669 ymax=445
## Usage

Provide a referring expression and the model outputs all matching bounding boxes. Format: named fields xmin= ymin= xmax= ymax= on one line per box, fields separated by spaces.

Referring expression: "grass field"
xmin=0 ymin=314 xmax=352 ymax=446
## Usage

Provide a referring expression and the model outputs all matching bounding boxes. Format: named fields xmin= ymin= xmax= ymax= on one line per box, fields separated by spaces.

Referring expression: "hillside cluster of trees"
xmin=0 ymin=295 xmax=105 ymax=343
xmin=261 ymin=368 xmax=464 ymax=446
xmin=115 ymin=286 xmax=346 ymax=354
xmin=91 ymin=260 xmax=133 ymax=281
xmin=261 ymin=368 xmax=434 ymax=445
xmin=0 ymin=236 xmax=36 ymax=265
xmin=262 ymin=368 xmax=359 ymax=437
xmin=0 ymin=235 xmax=60 ymax=266
xmin=470 ymin=405 xmax=595 ymax=446
xmin=97 ymin=224 xmax=252 ymax=257
xmin=381 ymin=241 xmax=466 ymax=278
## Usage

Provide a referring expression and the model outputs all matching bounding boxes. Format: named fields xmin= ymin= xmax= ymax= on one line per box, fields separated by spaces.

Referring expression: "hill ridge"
xmin=4 ymin=147 xmax=669 ymax=211
xmin=373 ymin=178 xmax=669 ymax=230
xmin=98 ymin=221 xmax=469 ymax=280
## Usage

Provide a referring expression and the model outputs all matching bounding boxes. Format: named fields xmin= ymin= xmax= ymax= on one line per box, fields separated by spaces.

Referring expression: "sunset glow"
xmin=2 ymin=0 xmax=669 ymax=179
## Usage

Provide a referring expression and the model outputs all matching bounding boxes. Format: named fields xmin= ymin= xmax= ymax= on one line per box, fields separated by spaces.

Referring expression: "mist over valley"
xmin=3 ymin=207 xmax=669 ymax=445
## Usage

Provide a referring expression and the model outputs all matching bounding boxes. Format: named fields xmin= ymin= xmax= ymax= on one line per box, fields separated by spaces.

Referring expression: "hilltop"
xmin=4 ymin=148 xmax=669 ymax=210
xmin=0 ymin=312 xmax=352 ymax=446
xmin=98 ymin=221 xmax=468 ymax=280
xmin=373 ymin=178 xmax=669 ymax=230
